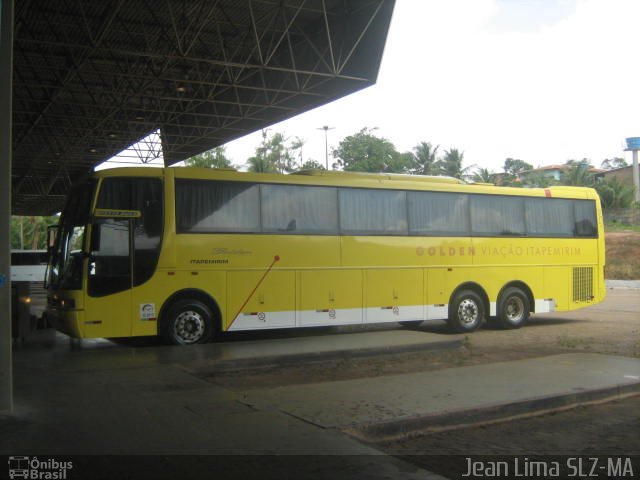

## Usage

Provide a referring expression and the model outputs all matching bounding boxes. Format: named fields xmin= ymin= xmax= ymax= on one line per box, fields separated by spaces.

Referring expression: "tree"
xmin=411 ymin=142 xmax=440 ymax=175
xmin=246 ymin=155 xmax=278 ymax=173
xmin=503 ymin=158 xmax=533 ymax=177
xmin=561 ymin=159 xmax=594 ymax=186
xmin=601 ymin=157 xmax=628 ymax=170
xmin=595 ymin=177 xmax=635 ymax=210
xmin=290 ymin=136 xmax=305 ymax=166
xmin=500 ymin=158 xmax=533 ymax=186
xmin=521 ymin=171 xmax=560 ymax=188
xmin=246 ymin=130 xmax=298 ymax=173
xmin=297 ymin=159 xmax=326 ymax=171
xmin=471 ymin=167 xmax=496 ymax=184
xmin=332 ymin=128 xmax=412 ymax=173
xmin=438 ymin=148 xmax=471 ymax=179
xmin=184 ymin=146 xmax=233 ymax=169
xmin=11 ymin=215 xmax=58 ymax=250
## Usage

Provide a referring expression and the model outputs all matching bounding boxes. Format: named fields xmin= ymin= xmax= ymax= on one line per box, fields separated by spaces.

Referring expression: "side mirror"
xmin=46 ymin=225 xmax=58 ymax=255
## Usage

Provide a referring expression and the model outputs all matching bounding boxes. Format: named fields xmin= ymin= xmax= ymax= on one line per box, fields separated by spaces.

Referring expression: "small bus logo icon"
xmin=8 ymin=456 xmax=30 ymax=479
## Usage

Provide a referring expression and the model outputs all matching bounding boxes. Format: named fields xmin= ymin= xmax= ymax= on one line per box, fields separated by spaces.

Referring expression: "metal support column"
xmin=633 ymin=150 xmax=640 ymax=203
xmin=0 ymin=0 xmax=14 ymax=413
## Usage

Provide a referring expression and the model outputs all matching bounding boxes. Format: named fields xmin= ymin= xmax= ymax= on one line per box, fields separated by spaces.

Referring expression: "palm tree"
xmin=411 ymin=141 xmax=439 ymax=175
xmin=245 ymin=130 xmax=295 ymax=173
xmin=595 ymin=178 xmax=636 ymax=210
xmin=290 ymin=136 xmax=305 ymax=166
xmin=472 ymin=167 xmax=495 ymax=184
xmin=561 ymin=159 xmax=594 ymax=186
xmin=185 ymin=146 xmax=233 ymax=169
xmin=439 ymin=148 xmax=471 ymax=179
xmin=246 ymin=155 xmax=277 ymax=173
xmin=522 ymin=171 xmax=559 ymax=188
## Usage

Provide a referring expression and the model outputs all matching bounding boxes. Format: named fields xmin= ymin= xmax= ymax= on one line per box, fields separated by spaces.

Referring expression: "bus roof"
xmin=292 ymin=169 xmax=465 ymax=184
xmin=93 ymin=167 xmax=599 ymax=200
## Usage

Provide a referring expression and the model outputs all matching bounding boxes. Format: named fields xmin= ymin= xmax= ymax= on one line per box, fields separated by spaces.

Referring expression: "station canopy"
xmin=11 ymin=0 xmax=395 ymax=215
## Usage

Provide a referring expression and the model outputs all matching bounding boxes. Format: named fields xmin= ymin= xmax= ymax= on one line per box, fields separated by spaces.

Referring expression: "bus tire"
xmin=497 ymin=287 xmax=530 ymax=329
xmin=447 ymin=289 xmax=484 ymax=333
xmin=160 ymin=299 xmax=215 ymax=345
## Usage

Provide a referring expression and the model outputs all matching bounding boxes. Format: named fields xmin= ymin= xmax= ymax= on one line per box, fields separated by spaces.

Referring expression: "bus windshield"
xmin=48 ymin=180 xmax=96 ymax=290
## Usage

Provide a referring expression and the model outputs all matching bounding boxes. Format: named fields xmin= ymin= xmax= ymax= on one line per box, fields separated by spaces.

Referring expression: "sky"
xmin=105 ymin=0 xmax=640 ymax=173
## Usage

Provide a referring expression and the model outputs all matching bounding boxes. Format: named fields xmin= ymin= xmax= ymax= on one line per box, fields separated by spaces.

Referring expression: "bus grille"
xmin=572 ymin=267 xmax=593 ymax=302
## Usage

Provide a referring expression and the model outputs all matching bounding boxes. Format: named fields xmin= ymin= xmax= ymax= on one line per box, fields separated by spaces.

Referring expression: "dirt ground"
xmin=606 ymin=231 xmax=640 ymax=279
xmin=376 ymin=396 xmax=640 ymax=479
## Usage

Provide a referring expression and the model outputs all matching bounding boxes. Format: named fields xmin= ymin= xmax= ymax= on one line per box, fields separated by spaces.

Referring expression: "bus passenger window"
xmin=339 ymin=188 xmax=407 ymax=236
xmin=471 ymin=195 xmax=525 ymax=236
xmin=261 ymin=184 xmax=337 ymax=234
xmin=573 ymin=200 xmax=597 ymax=237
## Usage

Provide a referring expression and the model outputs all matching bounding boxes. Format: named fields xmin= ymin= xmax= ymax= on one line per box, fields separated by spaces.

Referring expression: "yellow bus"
xmin=45 ymin=167 xmax=605 ymax=345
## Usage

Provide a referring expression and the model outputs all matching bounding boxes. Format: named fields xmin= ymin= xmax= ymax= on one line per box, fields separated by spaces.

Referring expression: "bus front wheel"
xmin=161 ymin=299 xmax=215 ymax=345
xmin=497 ymin=287 xmax=530 ymax=329
xmin=447 ymin=290 xmax=485 ymax=333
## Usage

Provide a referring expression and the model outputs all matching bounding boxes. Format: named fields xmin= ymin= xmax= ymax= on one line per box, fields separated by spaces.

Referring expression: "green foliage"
xmin=246 ymin=155 xmax=278 ymax=173
xmin=298 ymin=159 xmax=326 ymax=171
xmin=504 ymin=158 xmax=533 ymax=176
xmin=521 ymin=171 xmax=560 ymax=188
xmin=561 ymin=159 xmax=594 ymax=186
xmin=601 ymin=157 xmax=628 ymax=170
xmin=501 ymin=158 xmax=533 ymax=186
xmin=246 ymin=130 xmax=302 ymax=173
xmin=11 ymin=216 xmax=58 ymax=250
xmin=184 ymin=146 xmax=234 ymax=169
xmin=438 ymin=148 xmax=471 ymax=179
xmin=471 ymin=167 xmax=496 ymax=183
xmin=332 ymin=128 xmax=412 ymax=173
xmin=289 ymin=136 xmax=305 ymax=165
xmin=411 ymin=142 xmax=440 ymax=175
xmin=595 ymin=177 xmax=636 ymax=210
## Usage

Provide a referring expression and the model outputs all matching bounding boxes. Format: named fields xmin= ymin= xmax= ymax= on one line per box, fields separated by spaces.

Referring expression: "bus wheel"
xmin=161 ymin=299 xmax=215 ymax=345
xmin=497 ymin=287 xmax=530 ymax=329
xmin=448 ymin=290 xmax=484 ymax=333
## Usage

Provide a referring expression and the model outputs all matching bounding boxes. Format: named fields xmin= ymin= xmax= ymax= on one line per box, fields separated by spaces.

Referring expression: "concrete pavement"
xmin=239 ymin=353 xmax=640 ymax=439
xmin=2 ymin=325 xmax=639 ymax=479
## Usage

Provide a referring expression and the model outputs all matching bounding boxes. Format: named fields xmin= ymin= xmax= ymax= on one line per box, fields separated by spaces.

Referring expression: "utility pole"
xmin=317 ymin=125 xmax=334 ymax=170
xmin=625 ymin=137 xmax=640 ymax=203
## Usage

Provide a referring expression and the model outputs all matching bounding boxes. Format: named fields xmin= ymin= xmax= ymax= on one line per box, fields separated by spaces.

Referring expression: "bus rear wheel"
xmin=161 ymin=299 xmax=215 ymax=345
xmin=497 ymin=287 xmax=530 ymax=329
xmin=448 ymin=290 xmax=484 ymax=333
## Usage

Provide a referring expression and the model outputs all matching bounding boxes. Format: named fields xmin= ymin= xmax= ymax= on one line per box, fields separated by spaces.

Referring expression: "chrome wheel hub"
xmin=458 ymin=299 xmax=479 ymax=325
xmin=505 ymin=297 xmax=525 ymax=323
xmin=174 ymin=310 xmax=205 ymax=344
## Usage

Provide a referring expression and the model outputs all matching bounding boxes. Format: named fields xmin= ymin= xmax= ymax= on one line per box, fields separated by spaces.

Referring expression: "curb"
xmin=193 ymin=338 xmax=463 ymax=372
xmin=346 ymin=382 xmax=640 ymax=442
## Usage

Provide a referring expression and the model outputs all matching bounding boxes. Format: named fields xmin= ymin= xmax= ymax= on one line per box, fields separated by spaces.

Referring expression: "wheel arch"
xmin=449 ymin=282 xmax=490 ymax=317
xmin=497 ymin=281 xmax=535 ymax=313
xmin=158 ymin=288 xmax=223 ymax=333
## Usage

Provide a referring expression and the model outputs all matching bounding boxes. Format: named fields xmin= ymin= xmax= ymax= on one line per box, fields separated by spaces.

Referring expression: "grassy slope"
xmin=605 ymin=229 xmax=640 ymax=280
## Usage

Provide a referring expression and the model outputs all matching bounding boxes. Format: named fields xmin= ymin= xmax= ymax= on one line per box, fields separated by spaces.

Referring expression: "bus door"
xmin=84 ymin=177 xmax=163 ymax=338
xmin=85 ymin=215 xmax=134 ymax=338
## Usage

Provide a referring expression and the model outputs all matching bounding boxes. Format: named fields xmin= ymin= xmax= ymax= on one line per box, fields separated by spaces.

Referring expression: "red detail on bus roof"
xmin=544 ymin=189 xmax=552 ymax=198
